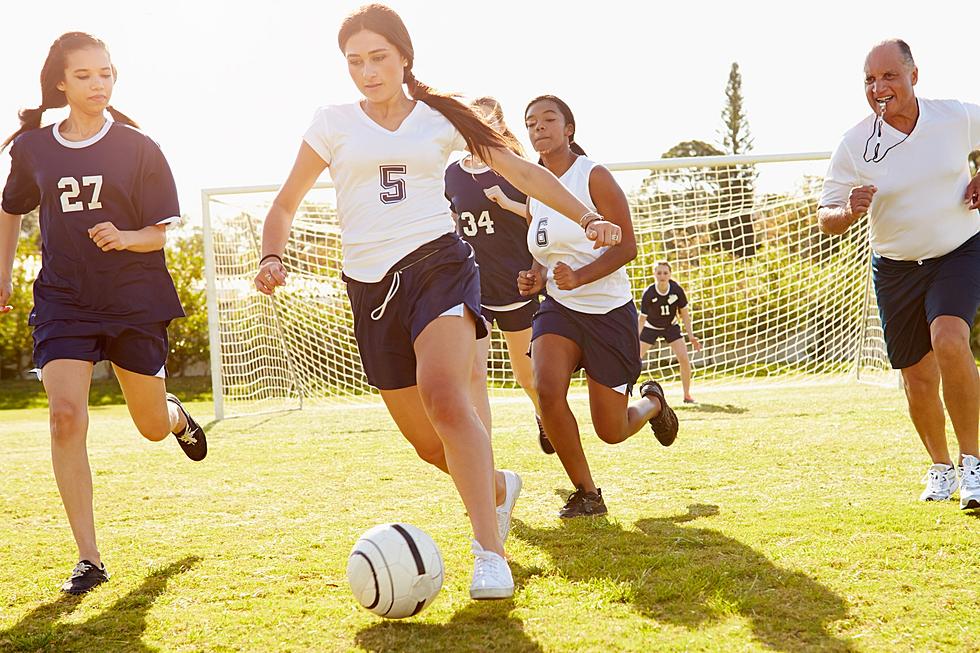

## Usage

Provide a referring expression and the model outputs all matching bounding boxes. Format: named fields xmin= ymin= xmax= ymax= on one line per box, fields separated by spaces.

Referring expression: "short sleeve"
xmin=138 ymin=141 xmax=180 ymax=227
xmin=449 ymin=126 xmax=467 ymax=154
xmin=674 ymin=284 xmax=688 ymax=310
xmin=819 ymin=140 xmax=860 ymax=209
xmin=303 ymin=108 xmax=333 ymax=165
xmin=639 ymin=285 xmax=654 ymax=316
xmin=1 ymin=139 xmax=40 ymax=215
xmin=965 ymin=102 xmax=980 ymax=150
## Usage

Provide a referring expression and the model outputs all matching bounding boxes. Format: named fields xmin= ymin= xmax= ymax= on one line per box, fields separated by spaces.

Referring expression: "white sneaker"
xmin=469 ymin=540 xmax=514 ymax=600
xmin=958 ymin=455 xmax=980 ymax=510
xmin=919 ymin=463 xmax=958 ymax=501
xmin=496 ymin=470 xmax=522 ymax=543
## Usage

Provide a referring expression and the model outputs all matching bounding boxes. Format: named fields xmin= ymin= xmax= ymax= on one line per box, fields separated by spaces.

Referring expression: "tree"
xmin=662 ymin=140 xmax=724 ymax=160
xmin=165 ymin=227 xmax=210 ymax=376
xmin=720 ymin=62 xmax=753 ymax=155
xmin=716 ymin=62 xmax=757 ymax=257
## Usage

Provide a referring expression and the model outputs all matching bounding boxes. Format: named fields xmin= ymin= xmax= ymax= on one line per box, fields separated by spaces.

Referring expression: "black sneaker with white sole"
xmin=166 ymin=393 xmax=207 ymax=461
xmin=639 ymin=380 xmax=679 ymax=446
xmin=61 ymin=560 xmax=109 ymax=594
xmin=536 ymin=415 xmax=555 ymax=455
xmin=558 ymin=486 xmax=608 ymax=519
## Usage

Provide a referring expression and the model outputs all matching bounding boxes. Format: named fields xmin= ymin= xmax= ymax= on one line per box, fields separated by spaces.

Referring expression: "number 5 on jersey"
xmin=379 ymin=165 xmax=406 ymax=204
xmin=59 ymin=176 xmax=103 ymax=213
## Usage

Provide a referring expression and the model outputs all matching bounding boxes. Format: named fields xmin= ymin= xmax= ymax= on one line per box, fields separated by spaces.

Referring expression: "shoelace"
xmin=70 ymin=562 xmax=94 ymax=579
xmin=961 ymin=465 xmax=980 ymax=489
xmin=471 ymin=545 xmax=506 ymax=582
xmin=178 ymin=426 xmax=198 ymax=445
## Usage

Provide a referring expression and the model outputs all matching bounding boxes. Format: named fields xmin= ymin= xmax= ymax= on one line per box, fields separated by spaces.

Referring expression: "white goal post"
xmin=202 ymin=152 xmax=891 ymax=420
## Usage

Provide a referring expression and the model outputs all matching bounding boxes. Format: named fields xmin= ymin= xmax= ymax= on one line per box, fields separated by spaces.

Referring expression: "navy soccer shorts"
xmin=33 ymin=320 xmax=169 ymax=378
xmin=873 ymin=230 xmax=980 ymax=369
xmin=530 ymin=296 xmax=641 ymax=394
xmin=640 ymin=323 xmax=683 ymax=345
xmin=481 ymin=298 xmax=539 ymax=333
xmin=344 ymin=233 xmax=487 ymax=390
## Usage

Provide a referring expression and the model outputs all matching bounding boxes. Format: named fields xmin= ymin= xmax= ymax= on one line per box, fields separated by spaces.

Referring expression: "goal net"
xmin=202 ymin=153 xmax=891 ymax=419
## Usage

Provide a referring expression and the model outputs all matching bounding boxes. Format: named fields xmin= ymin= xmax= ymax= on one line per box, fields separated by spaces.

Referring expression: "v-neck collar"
xmin=356 ymin=100 xmax=420 ymax=134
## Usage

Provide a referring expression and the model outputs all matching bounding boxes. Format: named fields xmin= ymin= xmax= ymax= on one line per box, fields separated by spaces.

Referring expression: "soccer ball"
xmin=347 ymin=523 xmax=444 ymax=619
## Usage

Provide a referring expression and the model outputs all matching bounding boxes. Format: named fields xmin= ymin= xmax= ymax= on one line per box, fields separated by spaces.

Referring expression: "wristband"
xmin=579 ymin=211 xmax=602 ymax=230
xmin=260 ymin=254 xmax=283 ymax=266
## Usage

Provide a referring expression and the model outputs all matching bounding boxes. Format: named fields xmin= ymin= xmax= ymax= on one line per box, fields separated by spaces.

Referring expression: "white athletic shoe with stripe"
xmin=496 ymin=470 xmax=522 ymax=543
xmin=959 ymin=455 xmax=980 ymax=510
xmin=469 ymin=540 xmax=514 ymax=600
xmin=919 ymin=463 xmax=958 ymax=502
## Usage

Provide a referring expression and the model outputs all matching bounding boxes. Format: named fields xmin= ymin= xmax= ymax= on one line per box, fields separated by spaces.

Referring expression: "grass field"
xmin=1 ymin=383 xmax=978 ymax=652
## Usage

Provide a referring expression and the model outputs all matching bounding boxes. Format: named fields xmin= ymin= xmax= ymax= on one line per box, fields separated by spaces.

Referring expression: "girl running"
xmin=0 ymin=32 xmax=206 ymax=595
xmin=254 ymin=5 xmax=622 ymax=600
xmin=519 ymin=95 xmax=679 ymax=519
xmin=444 ymin=97 xmax=551 ymax=454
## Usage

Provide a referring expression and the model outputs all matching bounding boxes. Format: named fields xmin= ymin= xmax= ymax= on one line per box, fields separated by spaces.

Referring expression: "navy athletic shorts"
xmin=33 ymin=320 xmax=169 ymax=377
xmin=530 ymin=296 xmax=641 ymax=394
xmin=481 ymin=298 xmax=539 ymax=333
xmin=640 ymin=323 xmax=683 ymax=345
xmin=873 ymin=229 xmax=980 ymax=369
xmin=344 ymin=233 xmax=487 ymax=390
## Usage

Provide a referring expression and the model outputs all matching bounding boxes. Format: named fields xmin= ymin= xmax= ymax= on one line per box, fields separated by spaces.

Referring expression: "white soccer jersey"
xmin=304 ymin=102 xmax=467 ymax=282
xmin=820 ymin=98 xmax=980 ymax=261
xmin=527 ymin=156 xmax=632 ymax=314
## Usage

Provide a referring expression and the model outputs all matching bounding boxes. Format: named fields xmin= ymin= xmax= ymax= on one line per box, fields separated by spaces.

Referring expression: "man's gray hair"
xmin=869 ymin=39 xmax=915 ymax=69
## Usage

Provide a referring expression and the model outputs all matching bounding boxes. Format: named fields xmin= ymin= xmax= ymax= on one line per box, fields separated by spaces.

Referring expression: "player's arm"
xmin=678 ymin=306 xmax=701 ymax=351
xmin=637 ymin=312 xmax=646 ymax=337
xmin=817 ymin=184 xmax=876 ymax=235
xmin=0 ymin=210 xmax=21 ymax=313
xmin=256 ymin=142 xmax=327 ymax=295
xmin=552 ymin=166 xmax=637 ymax=291
xmin=485 ymin=146 xmax=620 ymax=248
xmin=88 ymin=222 xmax=167 ymax=253
xmin=483 ymin=185 xmax=528 ymax=219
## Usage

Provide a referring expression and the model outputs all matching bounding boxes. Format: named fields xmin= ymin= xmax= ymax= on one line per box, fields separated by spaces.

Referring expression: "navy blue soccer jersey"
xmin=639 ymin=280 xmax=688 ymax=329
xmin=2 ymin=119 xmax=184 ymax=325
xmin=444 ymin=161 xmax=531 ymax=306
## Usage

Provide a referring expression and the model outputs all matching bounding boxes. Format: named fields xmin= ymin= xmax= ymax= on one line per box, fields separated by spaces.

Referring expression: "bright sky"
xmin=1 ymin=0 xmax=975 ymax=222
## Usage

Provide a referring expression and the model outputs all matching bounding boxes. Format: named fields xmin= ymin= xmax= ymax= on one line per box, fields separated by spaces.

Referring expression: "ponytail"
xmin=3 ymin=32 xmax=136 ymax=150
xmin=338 ymin=4 xmax=520 ymax=162
xmin=107 ymin=105 xmax=140 ymax=130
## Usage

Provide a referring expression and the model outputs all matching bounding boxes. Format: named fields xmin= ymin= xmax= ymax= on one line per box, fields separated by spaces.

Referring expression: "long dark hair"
xmin=525 ymin=94 xmax=587 ymax=161
xmin=337 ymin=4 xmax=517 ymax=161
xmin=2 ymin=32 xmax=139 ymax=151
xmin=471 ymin=96 xmax=524 ymax=157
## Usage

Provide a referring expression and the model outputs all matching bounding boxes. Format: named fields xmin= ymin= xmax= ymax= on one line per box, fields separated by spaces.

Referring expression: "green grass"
xmin=0 ymin=377 xmax=213 ymax=411
xmin=1 ymin=384 xmax=978 ymax=652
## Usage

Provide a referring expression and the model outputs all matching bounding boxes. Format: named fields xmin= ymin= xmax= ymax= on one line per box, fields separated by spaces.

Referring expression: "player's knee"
xmin=512 ymin=365 xmax=534 ymax=393
xmin=413 ymin=443 xmax=445 ymax=469
xmin=535 ymin=380 xmax=567 ymax=412
xmin=594 ymin=422 xmax=625 ymax=444
xmin=135 ymin=416 xmax=171 ymax=442
xmin=48 ymin=400 xmax=87 ymax=444
xmin=902 ymin=367 xmax=938 ymax=399
xmin=417 ymin=383 xmax=468 ymax=428
xmin=930 ymin=323 xmax=969 ymax=360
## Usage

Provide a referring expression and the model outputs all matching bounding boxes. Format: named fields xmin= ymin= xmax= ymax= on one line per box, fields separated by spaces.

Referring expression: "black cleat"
xmin=536 ymin=415 xmax=555 ymax=455
xmin=639 ymin=380 xmax=679 ymax=447
xmin=558 ymin=486 xmax=608 ymax=519
xmin=61 ymin=560 xmax=109 ymax=594
xmin=166 ymin=393 xmax=207 ymax=461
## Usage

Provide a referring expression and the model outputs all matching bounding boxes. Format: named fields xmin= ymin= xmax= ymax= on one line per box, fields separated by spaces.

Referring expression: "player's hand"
xmin=0 ymin=277 xmax=13 ymax=314
xmin=846 ymin=185 xmax=877 ymax=222
xmin=88 ymin=222 xmax=130 ymax=251
xmin=255 ymin=259 xmax=288 ymax=295
xmin=690 ymin=335 xmax=702 ymax=352
xmin=517 ymin=269 xmax=544 ymax=296
xmin=483 ymin=185 xmax=507 ymax=206
xmin=965 ymin=173 xmax=980 ymax=210
xmin=553 ymin=261 xmax=580 ymax=291
xmin=585 ymin=219 xmax=622 ymax=249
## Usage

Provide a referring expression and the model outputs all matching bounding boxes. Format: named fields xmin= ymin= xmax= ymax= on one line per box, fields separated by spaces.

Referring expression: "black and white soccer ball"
xmin=346 ymin=523 xmax=444 ymax=619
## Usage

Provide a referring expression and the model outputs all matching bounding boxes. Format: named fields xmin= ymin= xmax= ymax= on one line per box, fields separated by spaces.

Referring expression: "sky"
xmin=1 ymin=0 xmax=975 ymax=222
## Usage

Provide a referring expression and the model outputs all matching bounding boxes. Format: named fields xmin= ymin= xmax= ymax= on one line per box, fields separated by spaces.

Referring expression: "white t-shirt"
xmin=819 ymin=98 xmax=980 ymax=261
xmin=304 ymin=102 xmax=467 ymax=282
xmin=527 ymin=156 xmax=632 ymax=314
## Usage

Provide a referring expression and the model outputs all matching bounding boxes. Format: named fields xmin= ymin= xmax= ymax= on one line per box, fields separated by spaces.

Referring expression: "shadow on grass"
xmin=355 ymin=595 xmax=543 ymax=653
xmin=679 ymin=402 xmax=748 ymax=415
xmin=513 ymin=505 xmax=854 ymax=652
xmin=0 ymin=556 xmax=201 ymax=652
xmin=0 ymin=378 xmax=212 ymax=411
